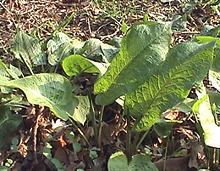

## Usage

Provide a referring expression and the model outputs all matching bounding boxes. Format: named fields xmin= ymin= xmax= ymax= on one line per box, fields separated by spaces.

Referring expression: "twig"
xmin=0 ymin=2 xmax=13 ymax=15
xmin=126 ymin=108 xmax=132 ymax=163
xmin=32 ymin=108 xmax=44 ymax=164
xmin=136 ymin=129 xmax=148 ymax=150
xmin=71 ymin=121 xmax=91 ymax=147
xmin=98 ymin=106 xmax=105 ymax=148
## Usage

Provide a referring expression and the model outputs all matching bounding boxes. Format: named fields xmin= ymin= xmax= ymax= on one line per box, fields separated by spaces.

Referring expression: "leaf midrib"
xmin=132 ymin=48 xmax=211 ymax=124
xmin=100 ymin=24 xmax=169 ymax=93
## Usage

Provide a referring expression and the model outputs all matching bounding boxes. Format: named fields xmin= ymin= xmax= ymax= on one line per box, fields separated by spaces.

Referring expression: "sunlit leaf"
xmin=47 ymin=32 xmax=84 ymax=66
xmin=125 ymin=42 xmax=214 ymax=131
xmin=0 ymin=73 xmax=78 ymax=120
xmin=11 ymin=30 xmax=46 ymax=68
xmin=79 ymin=38 xmax=118 ymax=63
xmin=193 ymin=94 xmax=220 ymax=148
xmin=209 ymin=70 xmax=220 ymax=91
xmin=95 ymin=22 xmax=172 ymax=105
xmin=62 ymin=54 xmax=108 ymax=77
xmin=71 ymin=96 xmax=90 ymax=125
xmin=108 ymin=151 xmax=158 ymax=171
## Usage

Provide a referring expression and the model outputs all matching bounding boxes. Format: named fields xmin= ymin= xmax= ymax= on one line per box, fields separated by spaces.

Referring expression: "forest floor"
xmin=0 ymin=0 xmax=220 ymax=171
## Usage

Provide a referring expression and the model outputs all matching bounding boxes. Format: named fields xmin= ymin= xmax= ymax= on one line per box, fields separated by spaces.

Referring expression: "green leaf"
xmin=0 ymin=166 xmax=8 ymax=171
xmin=108 ymin=151 xmax=128 ymax=171
xmin=79 ymin=38 xmax=118 ymax=63
xmin=47 ymin=32 xmax=84 ymax=66
xmin=62 ymin=54 xmax=108 ymax=77
xmin=207 ymin=90 xmax=220 ymax=113
xmin=8 ymin=64 xmax=22 ymax=79
xmin=201 ymin=25 xmax=220 ymax=37
xmin=153 ymin=121 xmax=173 ymax=138
xmin=209 ymin=70 xmax=220 ymax=91
xmin=171 ymin=14 xmax=187 ymax=31
xmin=0 ymin=59 xmax=22 ymax=80
xmin=108 ymin=37 xmax=122 ymax=48
xmin=193 ymin=94 xmax=220 ymax=148
xmin=121 ymin=21 xmax=129 ymax=33
xmin=95 ymin=22 xmax=172 ymax=105
xmin=71 ymin=96 xmax=90 ymax=125
xmin=195 ymin=36 xmax=220 ymax=46
xmin=11 ymin=30 xmax=46 ymax=67
xmin=195 ymin=36 xmax=220 ymax=72
xmin=108 ymin=151 xmax=158 ymax=171
xmin=213 ymin=47 xmax=220 ymax=72
xmin=0 ymin=106 xmax=22 ymax=148
xmin=129 ymin=154 xmax=158 ymax=171
xmin=0 ymin=73 xmax=78 ymax=120
xmin=48 ymin=40 xmax=83 ymax=66
xmin=125 ymin=42 xmax=214 ymax=131
xmin=174 ymin=98 xmax=196 ymax=114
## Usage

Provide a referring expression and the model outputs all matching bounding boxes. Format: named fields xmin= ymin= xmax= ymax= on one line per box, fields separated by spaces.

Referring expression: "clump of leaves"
xmin=1 ymin=18 xmax=220 ymax=170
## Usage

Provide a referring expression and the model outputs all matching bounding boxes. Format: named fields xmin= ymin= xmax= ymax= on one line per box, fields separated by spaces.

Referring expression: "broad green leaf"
xmin=153 ymin=121 xmax=173 ymax=138
xmin=47 ymin=32 xmax=84 ymax=66
xmin=95 ymin=22 xmax=172 ymax=105
xmin=0 ymin=166 xmax=8 ymax=171
xmin=8 ymin=64 xmax=22 ymax=79
xmin=207 ymin=90 xmax=220 ymax=113
xmin=108 ymin=151 xmax=158 ymax=171
xmin=174 ymin=98 xmax=196 ymax=114
xmin=129 ymin=154 xmax=158 ymax=171
xmin=71 ymin=96 xmax=90 ymax=125
xmin=108 ymin=151 xmax=128 ymax=171
xmin=48 ymin=32 xmax=72 ymax=49
xmin=11 ymin=30 xmax=46 ymax=68
xmin=48 ymin=39 xmax=83 ymax=66
xmin=125 ymin=42 xmax=214 ymax=131
xmin=196 ymin=36 xmax=220 ymax=46
xmin=209 ymin=70 xmax=220 ymax=91
xmin=62 ymin=54 xmax=108 ymax=77
xmin=213 ymin=47 xmax=220 ymax=72
xmin=79 ymin=38 xmax=118 ymax=63
xmin=0 ymin=60 xmax=11 ymax=81
xmin=171 ymin=14 xmax=187 ymax=31
xmin=193 ymin=95 xmax=220 ymax=148
xmin=195 ymin=36 xmax=220 ymax=72
xmin=201 ymin=25 xmax=220 ymax=37
xmin=0 ymin=73 xmax=78 ymax=120
xmin=108 ymin=36 xmax=122 ymax=48
xmin=0 ymin=59 xmax=22 ymax=80
xmin=0 ymin=106 xmax=22 ymax=148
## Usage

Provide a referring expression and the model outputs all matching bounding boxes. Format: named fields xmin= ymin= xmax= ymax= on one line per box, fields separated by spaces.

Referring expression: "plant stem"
xmin=69 ymin=118 xmax=91 ymax=147
xmin=98 ymin=106 xmax=104 ymax=148
xmin=136 ymin=130 xmax=148 ymax=150
xmin=126 ymin=108 xmax=132 ymax=163
xmin=88 ymin=92 xmax=98 ymax=143
xmin=163 ymin=138 xmax=169 ymax=171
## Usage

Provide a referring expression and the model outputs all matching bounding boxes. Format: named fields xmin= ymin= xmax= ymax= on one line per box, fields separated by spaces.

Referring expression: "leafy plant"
xmin=108 ymin=151 xmax=158 ymax=171
xmin=1 ymin=16 xmax=220 ymax=170
xmin=93 ymin=20 xmax=217 ymax=167
xmin=12 ymin=30 xmax=47 ymax=74
xmin=95 ymin=21 xmax=172 ymax=105
xmin=0 ymin=106 xmax=22 ymax=149
xmin=0 ymin=73 xmax=78 ymax=120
